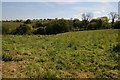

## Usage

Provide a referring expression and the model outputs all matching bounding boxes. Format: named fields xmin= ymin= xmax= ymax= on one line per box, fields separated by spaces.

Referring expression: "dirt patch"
xmin=74 ymin=72 xmax=95 ymax=78
xmin=2 ymin=59 xmax=33 ymax=78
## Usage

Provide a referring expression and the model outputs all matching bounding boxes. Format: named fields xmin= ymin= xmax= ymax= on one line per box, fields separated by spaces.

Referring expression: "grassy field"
xmin=2 ymin=29 xmax=119 ymax=78
xmin=2 ymin=22 xmax=23 ymax=34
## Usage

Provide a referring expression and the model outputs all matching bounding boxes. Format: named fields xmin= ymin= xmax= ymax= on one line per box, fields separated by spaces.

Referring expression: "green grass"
xmin=2 ymin=29 xmax=119 ymax=78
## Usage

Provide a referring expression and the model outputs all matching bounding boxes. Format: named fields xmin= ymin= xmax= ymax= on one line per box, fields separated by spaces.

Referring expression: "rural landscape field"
xmin=2 ymin=1 xmax=120 ymax=79
xmin=2 ymin=29 xmax=120 ymax=78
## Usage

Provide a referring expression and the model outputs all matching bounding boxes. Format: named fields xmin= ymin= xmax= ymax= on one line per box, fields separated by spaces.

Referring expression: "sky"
xmin=2 ymin=2 xmax=118 ymax=20
xmin=1 ymin=0 xmax=120 ymax=2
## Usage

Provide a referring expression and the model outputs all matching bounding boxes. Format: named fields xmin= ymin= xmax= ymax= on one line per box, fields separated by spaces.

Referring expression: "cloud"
xmin=94 ymin=11 xmax=101 ymax=14
xmin=2 ymin=1 xmax=118 ymax=20
xmin=69 ymin=2 xmax=117 ymax=19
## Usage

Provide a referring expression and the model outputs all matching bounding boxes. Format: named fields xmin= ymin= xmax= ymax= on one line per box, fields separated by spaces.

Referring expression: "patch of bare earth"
xmin=2 ymin=59 xmax=32 ymax=78
xmin=74 ymin=72 xmax=95 ymax=78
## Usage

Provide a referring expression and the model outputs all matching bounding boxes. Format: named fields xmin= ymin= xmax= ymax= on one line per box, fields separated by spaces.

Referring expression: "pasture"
xmin=2 ymin=29 xmax=119 ymax=78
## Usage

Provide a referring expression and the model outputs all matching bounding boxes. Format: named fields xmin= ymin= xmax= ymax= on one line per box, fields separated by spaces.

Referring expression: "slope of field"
xmin=2 ymin=29 xmax=119 ymax=78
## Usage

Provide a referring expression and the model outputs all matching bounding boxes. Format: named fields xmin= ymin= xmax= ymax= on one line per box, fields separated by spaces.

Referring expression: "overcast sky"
xmin=2 ymin=1 xmax=118 ymax=20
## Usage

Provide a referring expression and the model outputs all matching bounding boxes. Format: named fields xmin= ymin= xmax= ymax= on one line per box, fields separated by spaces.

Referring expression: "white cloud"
xmin=94 ymin=11 xmax=101 ymax=14
xmin=101 ymin=10 xmax=106 ymax=12
xmin=69 ymin=2 xmax=117 ymax=19
xmin=2 ymin=1 xmax=118 ymax=20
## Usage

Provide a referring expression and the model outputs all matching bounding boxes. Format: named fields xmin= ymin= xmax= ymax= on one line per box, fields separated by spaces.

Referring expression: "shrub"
xmin=87 ymin=22 xmax=98 ymax=30
xmin=13 ymin=24 xmax=33 ymax=35
xmin=46 ymin=19 xmax=71 ymax=34
xmin=113 ymin=21 xmax=120 ymax=29
xmin=34 ymin=21 xmax=44 ymax=28
xmin=24 ymin=19 xmax=32 ymax=24
xmin=33 ymin=27 xmax=46 ymax=35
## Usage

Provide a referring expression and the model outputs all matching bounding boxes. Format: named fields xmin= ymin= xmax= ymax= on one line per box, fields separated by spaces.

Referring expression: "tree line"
xmin=2 ymin=12 xmax=120 ymax=35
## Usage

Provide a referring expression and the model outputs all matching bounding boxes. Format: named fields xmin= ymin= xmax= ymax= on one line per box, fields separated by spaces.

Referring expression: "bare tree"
xmin=81 ymin=13 xmax=93 ymax=29
xmin=109 ymin=12 xmax=118 ymax=27
xmin=82 ymin=13 xmax=93 ymax=22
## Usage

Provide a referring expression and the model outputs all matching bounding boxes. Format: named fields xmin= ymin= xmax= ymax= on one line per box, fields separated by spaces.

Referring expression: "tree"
xmin=24 ymin=19 xmax=32 ymax=24
xmin=81 ymin=13 xmax=93 ymax=29
xmin=72 ymin=19 xmax=80 ymax=31
xmin=113 ymin=21 xmax=120 ymax=29
xmin=109 ymin=12 xmax=118 ymax=28
xmin=82 ymin=13 xmax=93 ymax=22
xmin=73 ymin=19 xmax=80 ymax=28
xmin=90 ymin=19 xmax=101 ymax=29
xmin=87 ymin=22 xmax=98 ymax=30
xmin=98 ymin=16 xmax=111 ymax=29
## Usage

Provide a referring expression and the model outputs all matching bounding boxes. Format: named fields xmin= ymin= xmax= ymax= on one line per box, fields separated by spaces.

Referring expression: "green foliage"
xmin=81 ymin=20 xmax=89 ymax=29
xmin=113 ymin=21 xmax=120 ymax=29
xmin=90 ymin=19 xmax=102 ymax=29
xmin=14 ymin=24 xmax=33 ymax=35
xmin=33 ymin=27 xmax=46 ymax=35
xmin=24 ymin=19 xmax=32 ymax=24
xmin=87 ymin=22 xmax=98 ymax=30
xmin=46 ymin=19 xmax=71 ymax=34
xmin=2 ymin=17 xmax=119 ymax=35
xmin=89 ymin=17 xmax=111 ymax=30
xmin=73 ymin=19 xmax=80 ymax=28
xmin=99 ymin=16 xmax=111 ymax=29
xmin=33 ymin=21 xmax=44 ymax=28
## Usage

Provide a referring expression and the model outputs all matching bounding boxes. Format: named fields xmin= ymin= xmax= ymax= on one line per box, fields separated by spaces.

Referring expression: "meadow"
xmin=2 ymin=22 xmax=22 ymax=34
xmin=2 ymin=29 xmax=119 ymax=78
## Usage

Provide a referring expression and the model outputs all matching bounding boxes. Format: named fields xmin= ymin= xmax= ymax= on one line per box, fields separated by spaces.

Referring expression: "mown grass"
xmin=2 ymin=29 xmax=119 ymax=78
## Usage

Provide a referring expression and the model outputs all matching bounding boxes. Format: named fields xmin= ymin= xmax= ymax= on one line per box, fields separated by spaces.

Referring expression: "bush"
xmin=13 ymin=24 xmax=33 ymax=35
xmin=113 ymin=21 xmax=120 ymax=29
xmin=46 ymin=19 xmax=71 ymax=34
xmin=34 ymin=21 xmax=44 ymax=28
xmin=24 ymin=19 xmax=32 ymax=24
xmin=33 ymin=27 xmax=46 ymax=35
xmin=73 ymin=19 xmax=80 ymax=28
xmin=87 ymin=22 xmax=98 ymax=30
